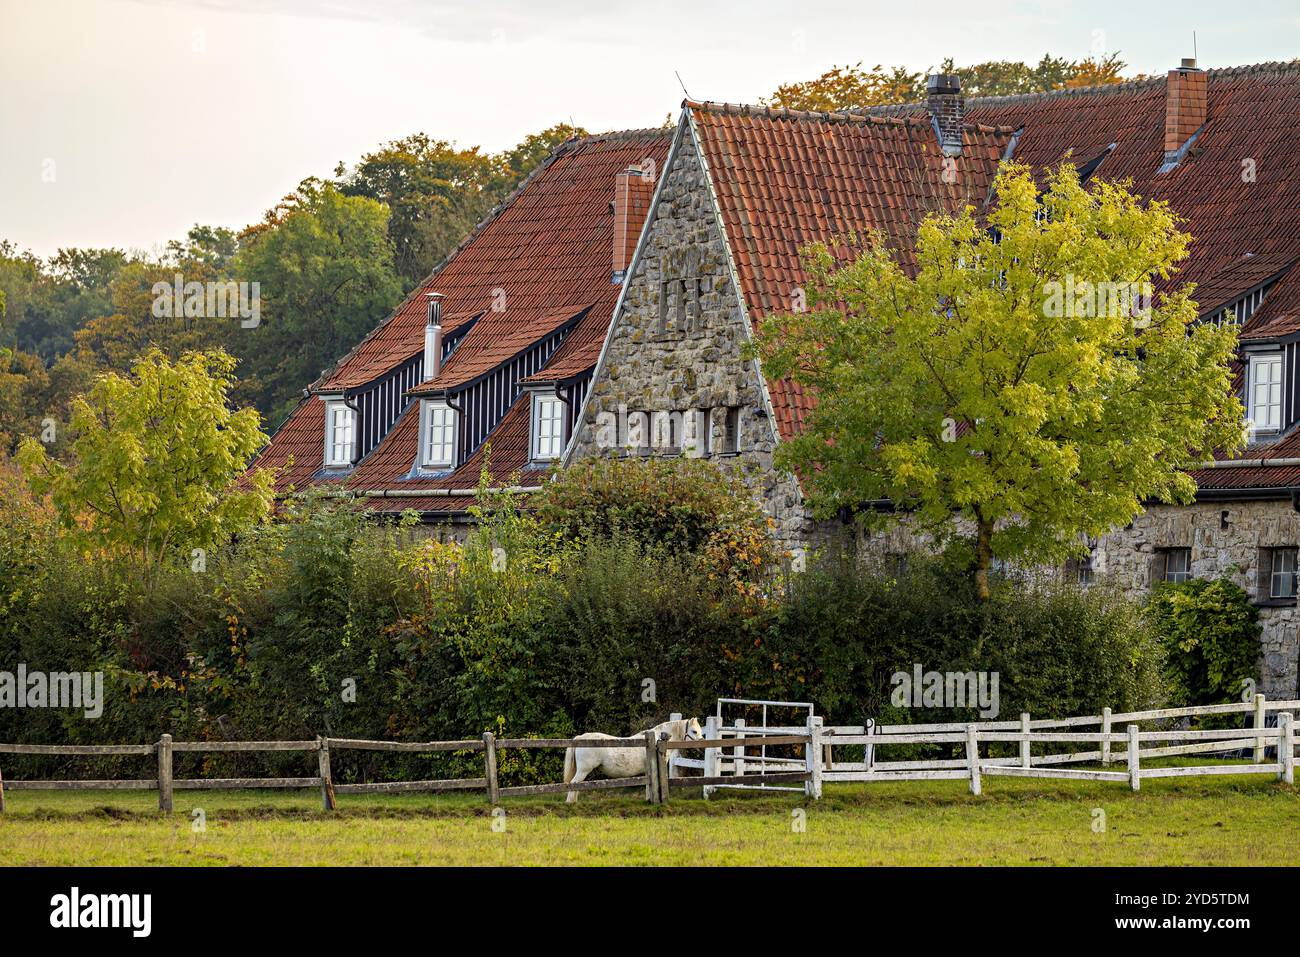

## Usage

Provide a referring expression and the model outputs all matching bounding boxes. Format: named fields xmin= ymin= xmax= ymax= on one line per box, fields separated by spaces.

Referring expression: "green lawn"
xmin=2 ymin=772 xmax=1297 ymax=865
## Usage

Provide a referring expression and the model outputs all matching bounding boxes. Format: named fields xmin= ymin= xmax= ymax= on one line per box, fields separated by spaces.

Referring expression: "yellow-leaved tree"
xmin=17 ymin=348 xmax=274 ymax=586
xmin=754 ymin=164 xmax=1243 ymax=599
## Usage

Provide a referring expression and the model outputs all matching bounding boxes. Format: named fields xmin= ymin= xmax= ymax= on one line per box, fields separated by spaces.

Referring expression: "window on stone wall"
xmin=1156 ymin=547 xmax=1192 ymax=585
xmin=1065 ymin=537 xmax=1098 ymax=586
xmin=1258 ymin=547 xmax=1298 ymax=602
xmin=723 ymin=406 xmax=741 ymax=454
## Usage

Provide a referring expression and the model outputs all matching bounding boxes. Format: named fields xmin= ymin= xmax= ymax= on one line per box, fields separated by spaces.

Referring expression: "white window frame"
xmin=531 ymin=391 xmax=564 ymax=461
xmin=1247 ymin=353 xmax=1283 ymax=433
xmin=1271 ymin=548 xmax=1298 ymax=599
xmin=1163 ymin=548 xmax=1192 ymax=584
xmin=323 ymin=400 xmax=356 ymax=467
xmin=420 ymin=400 xmax=457 ymax=469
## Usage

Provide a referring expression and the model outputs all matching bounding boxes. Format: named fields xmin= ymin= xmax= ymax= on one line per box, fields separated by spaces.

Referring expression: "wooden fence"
xmin=1 ymin=696 xmax=1296 ymax=811
xmin=0 ymin=729 xmax=816 ymax=812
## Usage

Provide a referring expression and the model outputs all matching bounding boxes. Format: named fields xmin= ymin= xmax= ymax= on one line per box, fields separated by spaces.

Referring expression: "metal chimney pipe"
xmin=424 ymin=292 xmax=444 ymax=380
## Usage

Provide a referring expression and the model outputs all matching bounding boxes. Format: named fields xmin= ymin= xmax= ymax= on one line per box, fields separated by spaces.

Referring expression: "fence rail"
xmin=1 ymin=697 xmax=1296 ymax=812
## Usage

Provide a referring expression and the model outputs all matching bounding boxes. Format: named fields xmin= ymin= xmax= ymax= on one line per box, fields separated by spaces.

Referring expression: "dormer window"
xmin=532 ymin=391 xmax=564 ymax=460
xmin=420 ymin=400 xmax=457 ymax=469
xmin=324 ymin=400 xmax=355 ymax=467
xmin=1247 ymin=353 xmax=1282 ymax=434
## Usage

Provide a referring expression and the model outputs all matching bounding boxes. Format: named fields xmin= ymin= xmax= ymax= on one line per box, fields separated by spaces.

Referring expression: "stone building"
xmin=251 ymin=60 xmax=1300 ymax=695
xmin=565 ymin=61 xmax=1300 ymax=695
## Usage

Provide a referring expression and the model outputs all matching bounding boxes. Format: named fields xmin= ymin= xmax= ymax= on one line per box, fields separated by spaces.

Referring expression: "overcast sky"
xmin=2 ymin=0 xmax=1297 ymax=259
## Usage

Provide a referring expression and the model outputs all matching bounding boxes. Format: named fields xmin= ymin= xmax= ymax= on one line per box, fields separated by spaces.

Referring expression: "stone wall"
xmin=569 ymin=131 xmax=822 ymax=552
xmin=850 ymin=500 xmax=1300 ymax=698
xmin=1093 ymin=499 xmax=1300 ymax=697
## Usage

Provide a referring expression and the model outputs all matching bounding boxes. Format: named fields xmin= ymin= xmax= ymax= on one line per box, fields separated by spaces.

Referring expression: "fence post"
xmin=668 ymin=712 xmax=682 ymax=781
xmin=1278 ymin=713 xmax=1294 ymax=785
xmin=1100 ymin=707 xmax=1112 ymax=766
xmin=702 ymin=715 xmax=718 ymax=799
xmin=1127 ymin=724 xmax=1140 ymax=791
xmin=1254 ymin=693 xmax=1267 ymax=764
xmin=0 ymin=764 xmax=5 ymax=813
xmin=1020 ymin=712 xmax=1031 ymax=769
xmin=317 ymin=736 xmax=337 ymax=811
xmin=733 ymin=717 xmax=746 ymax=778
xmin=482 ymin=732 xmax=500 ymax=805
xmin=965 ymin=724 xmax=981 ymax=796
xmin=644 ymin=731 xmax=659 ymax=804
xmin=656 ymin=735 xmax=671 ymax=804
xmin=805 ymin=715 xmax=824 ymax=800
xmin=157 ymin=734 xmax=173 ymax=813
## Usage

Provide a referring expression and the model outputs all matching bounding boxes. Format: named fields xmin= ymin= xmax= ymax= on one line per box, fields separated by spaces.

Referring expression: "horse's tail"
xmin=563 ymin=746 xmax=576 ymax=785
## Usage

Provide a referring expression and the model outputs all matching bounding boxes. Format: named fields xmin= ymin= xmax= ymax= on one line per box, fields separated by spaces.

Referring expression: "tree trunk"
xmin=973 ymin=518 xmax=993 ymax=602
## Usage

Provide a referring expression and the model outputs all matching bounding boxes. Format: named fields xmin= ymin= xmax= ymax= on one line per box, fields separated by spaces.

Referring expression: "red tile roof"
xmin=688 ymin=100 xmax=1018 ymax=441
xmin=248 ymin=397 xmax=327 ymax=491
xmin=694 ymin=63 xmax=1300 ymax=491
xmin=924 ymin=63 xmax=1300 ymax=490
xmin=409 ymin=304 xmax=589 ymax=395
xmin=320 ymin=128 xmax=671 ymax=396
xmin=252 ymin=128 xmax=671 ymax=494
xmin=345 ymin=392 xmax=541 ymax=513
xmin=879 ymin=63 xmax=1300 ymax=339
xmin=518 ymin=304 xmax=613 ymax=384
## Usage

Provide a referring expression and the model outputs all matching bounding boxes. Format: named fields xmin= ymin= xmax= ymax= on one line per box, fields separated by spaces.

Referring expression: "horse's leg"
xmin=566 ymin=754 xmax=593 ymax=803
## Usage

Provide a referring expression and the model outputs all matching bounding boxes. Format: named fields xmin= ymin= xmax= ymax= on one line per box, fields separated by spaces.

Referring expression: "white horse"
xmin=563 ymin=717 xmax=704 ymax=802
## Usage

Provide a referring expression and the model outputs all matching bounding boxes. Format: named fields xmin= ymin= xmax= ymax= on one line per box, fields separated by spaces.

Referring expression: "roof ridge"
xmin=571 ymin=127 xmax=672 ymax=145
xmin=863 ymin=58 xmax=1300 ymax=114
xmin=684 ymin=98 xmax=1016 ymax=134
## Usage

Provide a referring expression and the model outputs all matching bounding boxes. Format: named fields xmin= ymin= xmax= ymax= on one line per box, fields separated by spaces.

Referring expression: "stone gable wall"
xmin=569 ymin=130 xmax=830 ymax=552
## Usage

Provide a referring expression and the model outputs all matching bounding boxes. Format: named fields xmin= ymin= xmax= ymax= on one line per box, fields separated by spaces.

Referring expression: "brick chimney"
xmin=1164 ymin=58 xmax=1206 ymax=164
xmin=927 ymin=73 xmax=964 ymax=157
xmin=612 ymin=165 xmax=654 ymax=284
xmin=423 ymin=291 xmax=443 ymax=381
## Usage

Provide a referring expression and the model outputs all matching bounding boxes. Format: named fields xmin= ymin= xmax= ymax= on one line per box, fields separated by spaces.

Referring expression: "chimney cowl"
xmin=926 ymin=73 xmax=965 ymax=157
xmin=927 ymin=73 xmax=961 ymax=95
xmin=1179 ymin=57 xmax=1199 ymax=70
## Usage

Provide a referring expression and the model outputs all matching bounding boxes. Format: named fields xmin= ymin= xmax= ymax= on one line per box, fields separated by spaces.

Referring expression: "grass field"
xmin=2 ymin=770 xmax=1297 ymax=866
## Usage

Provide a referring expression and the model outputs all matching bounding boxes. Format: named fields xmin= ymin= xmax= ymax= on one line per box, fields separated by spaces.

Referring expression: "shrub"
xmin=750 ymin=553 xmax=1165 ymax=728
xmin=0 ymin=478 xmax=1168 ymax=783
xmin=1147 ymin=578 xmax=1261 ymax=708
xmin=533 ymin=457 xmax=779 ymax=594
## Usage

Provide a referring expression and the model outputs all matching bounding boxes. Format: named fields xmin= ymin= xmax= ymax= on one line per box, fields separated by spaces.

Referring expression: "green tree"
xmin=338 ymin=134 xmax=495 ymax=286
xmin=767 ymin=63 xmax=924 ymax=111
xmin=338 ymin=124 xmax=586 ymax=287
xmin=235 ymin=180 xmax=402 ymax=422
xmin=754 ymin=164 xmax=1243 ymax=599
xmin=486 ymin=123 xmax=585 ymax=202
xmin=767 ymin=54 xmax=1132 ymax=111
xmin=0 ymin=243 xmax=128 ymax=361
xmin=16 ymin=349 xmax=273 ymax=586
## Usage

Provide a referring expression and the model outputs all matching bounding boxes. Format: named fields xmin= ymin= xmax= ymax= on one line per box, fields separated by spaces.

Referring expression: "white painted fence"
xmin=665 ymin=695 xmax=1300 ymax=799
